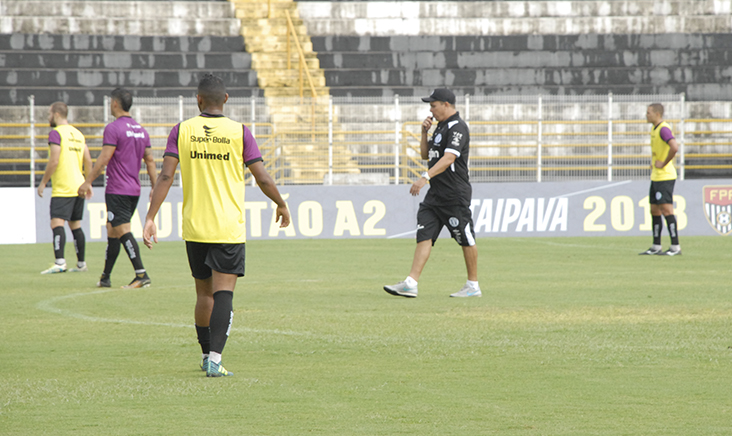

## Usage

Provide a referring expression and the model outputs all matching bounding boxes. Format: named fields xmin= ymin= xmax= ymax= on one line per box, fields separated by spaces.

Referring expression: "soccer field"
xmin=1 ymin=236 xmax=731 ymax=435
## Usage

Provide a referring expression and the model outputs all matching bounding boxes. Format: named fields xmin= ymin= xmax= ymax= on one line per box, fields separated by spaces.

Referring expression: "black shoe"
xmin=639 ymin=247 xmax=663 ymax=255
xmin=122 ymin=275 xmax=151 ymax=289
xmin=96 ymin=274 xmax=111 ymax=288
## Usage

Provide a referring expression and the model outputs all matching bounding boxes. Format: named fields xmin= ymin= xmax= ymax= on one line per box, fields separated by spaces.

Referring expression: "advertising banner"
xmin=23 ymin=179 xmax=730 ymax=244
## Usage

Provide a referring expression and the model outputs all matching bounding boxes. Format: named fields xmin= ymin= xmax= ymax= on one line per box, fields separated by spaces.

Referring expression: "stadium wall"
xmin=3 ymin=179 xmax=730 ymax=245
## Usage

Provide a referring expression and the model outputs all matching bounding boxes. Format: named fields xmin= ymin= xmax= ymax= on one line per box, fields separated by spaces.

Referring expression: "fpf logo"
xmin=703 ymin=185 xmax=732 ymax=235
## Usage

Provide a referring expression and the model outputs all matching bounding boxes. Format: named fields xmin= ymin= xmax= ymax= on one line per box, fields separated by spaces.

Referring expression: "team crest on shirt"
xmin=434 ymin=133 xmax=442 ymax=144
xmin=703 ymin=185 xmax=732 ymax=235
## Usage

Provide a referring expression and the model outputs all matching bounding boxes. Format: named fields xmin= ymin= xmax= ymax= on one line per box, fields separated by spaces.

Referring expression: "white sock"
xmin=405 ymin=276 xmax=418 ymax=287
xmin=55 ymin=259 xmax=66 ymax=266
xmin=202 ymin=353 xmax=209 ymax=361
xmin=467 ymin=280 xmax=480 ymax=290
xmin=670 ymin=244 xmax=681 ymax=251
xmin=651 ymin=244 xmax=662 ymax=250
xmin=77 ymin=261 xmax=86 ymax=268
xmin=210 ymin=351 xmax=222 ymax=364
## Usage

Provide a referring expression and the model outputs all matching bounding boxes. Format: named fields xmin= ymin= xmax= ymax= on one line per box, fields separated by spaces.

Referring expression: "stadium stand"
xmin=0 ymin=0 xmax=256 ymax=105
xmin=299 ymin=0 xmax=732 ymax=101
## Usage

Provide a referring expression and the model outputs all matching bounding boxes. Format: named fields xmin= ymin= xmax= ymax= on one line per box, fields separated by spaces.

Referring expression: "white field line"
xmin=36 ymin=287 xmax=311 ymax=337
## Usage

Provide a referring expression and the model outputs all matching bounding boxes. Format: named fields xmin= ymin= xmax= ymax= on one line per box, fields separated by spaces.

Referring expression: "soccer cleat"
xmin=661 ymin=248 xmax=682 ymax=256
xmin=639 ymin=247 xmax=663 ymax=255
xmin=450 ymin=284 xmax=482 ymax=298
xmin=41 ymin=263 xmax=67 ymax=274
xmin=122 ymin=275 xmax=151 ymax=289
xmin=206 ymin=360 xmax=233 ymax=377
xmin=200 ymin=356 xmax=209 ymax=372
xmin=383 ymin=281 xmax=418 ymax=298
xmin=96 ymin=274 xmax=111 ymax=288
xmin=68 ymin=265 xmax=88 ymax=272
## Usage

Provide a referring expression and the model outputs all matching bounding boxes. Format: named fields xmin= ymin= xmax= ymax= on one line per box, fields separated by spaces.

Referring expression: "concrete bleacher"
xmin=0 ymin=0 xmax=255 ymax=106
xmin=300 ymin=0 xmax=732 ymax=101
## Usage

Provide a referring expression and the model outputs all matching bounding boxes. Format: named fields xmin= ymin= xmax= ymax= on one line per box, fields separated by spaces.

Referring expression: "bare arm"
xmin=420 ymin=116 xmax=433 ymax=160
xmin=78 ymin=145 xmax=115 ymax=197
xmin=143 ymin=155 xmax=178 ymax=248
xmin=655 ymin=138 xmax=679 ymax=168
xmin=409 ymin=153 xmax=457 ymax=196
xmin=248 ymin=161 xmax=291 ymax=228
xmin=143 ymin=147 xmax=157 ymax=195
xmin=37 ymin=144 xmax=61 ymax=197
xmin=81 ymin=144 xmax=93 ymax=198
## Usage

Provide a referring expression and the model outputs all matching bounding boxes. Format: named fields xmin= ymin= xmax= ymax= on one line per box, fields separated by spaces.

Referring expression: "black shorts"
xmin=185 ymin=241 xmax=246 ymax=280
xmin=105 ymin=194 xmax=139 ymax=227
xmin=416 ymin=202 xmax=476 ymax=247
xmin=50 ymin=196 xmax=85 ymax=221
xmin=649 ymin=180 xmax=676 ymax=205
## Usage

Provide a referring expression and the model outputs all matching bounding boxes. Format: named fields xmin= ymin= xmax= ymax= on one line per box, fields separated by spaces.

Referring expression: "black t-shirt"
xmin=424 ymin=112 xmax=472 ymax=207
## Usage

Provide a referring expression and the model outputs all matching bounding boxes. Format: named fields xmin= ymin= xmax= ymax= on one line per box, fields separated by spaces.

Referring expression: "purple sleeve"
xmin=102 ymin=123 xmax=117 ymax=146
xmin=48 ymin=130 xmax=61 ymax=145
xmin=163 ymin=123 xmax=180 ymax=158
xmin=659 ymin=126 xmax=675 ymax=143
xmin=242 ymin=125 xmax=263 ymax=165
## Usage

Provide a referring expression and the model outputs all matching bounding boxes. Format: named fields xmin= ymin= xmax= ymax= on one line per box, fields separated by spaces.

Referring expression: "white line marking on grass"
xmin=387 ymin=229 xmax=417 ymax=239
xmin=552 ymin=180 xmax=632 ymax=199
xmin=36 ymin=288 xmax=311 ymax=337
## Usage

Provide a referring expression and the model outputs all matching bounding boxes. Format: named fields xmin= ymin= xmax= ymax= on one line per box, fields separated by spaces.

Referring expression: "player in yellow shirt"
xmin=37 ymin=102 xmax=93 ymax=274
xmin=639 ymin=103 xmax=681 ymax=256
xmin=142 ymin=74 xmax=291 ymax=377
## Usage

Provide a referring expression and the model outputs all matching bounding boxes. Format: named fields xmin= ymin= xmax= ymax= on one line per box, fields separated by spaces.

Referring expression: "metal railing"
xmin=2 ymin=94 xmax=730 ymax=187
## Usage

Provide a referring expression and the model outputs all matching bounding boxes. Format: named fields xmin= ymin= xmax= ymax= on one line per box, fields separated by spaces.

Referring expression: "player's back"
xmin=103 ymin=116 xmax=150 ymax=196
xmin=177 ymin=114 xmax=247 ymax=243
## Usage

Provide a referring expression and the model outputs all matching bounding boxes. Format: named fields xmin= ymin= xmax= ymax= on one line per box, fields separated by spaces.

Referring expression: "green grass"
xmin=1 ymin=236 xmax=731 ymax=435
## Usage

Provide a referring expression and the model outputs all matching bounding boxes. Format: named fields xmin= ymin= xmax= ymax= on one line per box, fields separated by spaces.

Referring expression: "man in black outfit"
xmin=384 ymin=88 xmax=480 ymax=298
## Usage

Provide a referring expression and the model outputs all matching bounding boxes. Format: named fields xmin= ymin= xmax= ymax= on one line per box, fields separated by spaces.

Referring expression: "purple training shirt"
xmin=164 ymin=113 xmax=262 ymax=165
xmin=103 ymin=116 xmax=151 ymax=196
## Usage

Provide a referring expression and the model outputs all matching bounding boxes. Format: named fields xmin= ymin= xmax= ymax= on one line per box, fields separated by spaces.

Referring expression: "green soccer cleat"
xmin=41 ymin=263 xmax=67 ymax=274
xmin=206 ymin=360 xmax=233 ymax=377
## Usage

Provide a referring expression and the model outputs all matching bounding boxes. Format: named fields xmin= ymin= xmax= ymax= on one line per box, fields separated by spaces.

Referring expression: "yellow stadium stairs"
xmin=229 ymin=0 xmax=359 ymax=184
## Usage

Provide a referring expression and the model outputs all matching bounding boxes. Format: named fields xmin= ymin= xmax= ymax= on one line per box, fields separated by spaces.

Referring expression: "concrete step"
xmin=251 ymin=54 xmax=320 ymax=70
xmin=0 ymin=69 xmax=258 ymax=87
xmin=258 ymin=71 xmax=326 ymax=88
xmin=324 ymin=84 xmax=732 ymax=101
xmin=300 ymin=16 xmax=732 ymax=36
xmin=0 ymin=34 xmax=246 ymax=52
xmin=0 ymin=87 xmax=261 ymax=106
xmin=321 ymin=66 xmax=732 ymax=87
xmin=1 ymin=1 xmax=237 ymax=19
xmin=0 ymin=51 xmax=253 ymax=70
xmin=241 ymin=24 xmax=309 ymax=37
xmin=0 ymin=17 xmax=242 ymax=37
xmin=246 ymin=39 xmax=313 ymax=53
xmin=315 ymin=49 xmax=732 ymax=69
xmin=310 ymin=34 xmax=732 ymax=53
xmin=298 ymin=1 xmax=732 ymax=20
xmin=263 ymin=87 xmax=330 ymax=97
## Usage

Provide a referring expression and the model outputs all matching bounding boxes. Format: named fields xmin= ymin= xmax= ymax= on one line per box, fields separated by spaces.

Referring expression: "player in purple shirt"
xmin=78 ymin=88 xmax=157 ymax=288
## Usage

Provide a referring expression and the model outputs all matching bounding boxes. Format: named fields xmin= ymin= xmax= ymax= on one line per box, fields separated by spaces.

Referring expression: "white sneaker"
xmin=68 ymin=264 xmax=88 ymax=272
xmin=383 ymin=281 xmax=418 ymax=298
xmin=450 ymin=284 xmax=482 ymax=298
xmin=41 ymin=263 xmax=67 ymax=274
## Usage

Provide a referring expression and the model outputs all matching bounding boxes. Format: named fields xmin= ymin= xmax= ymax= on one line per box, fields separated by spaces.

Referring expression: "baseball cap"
xmin=421 ymin=88 xmax=456 ymax=105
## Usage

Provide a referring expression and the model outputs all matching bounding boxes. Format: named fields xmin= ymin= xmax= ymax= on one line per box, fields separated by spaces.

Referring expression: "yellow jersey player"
xmin=640 ymin=103 xmax=681 ymax=256
xmin=37 ymin=102 xmax=92 ymax=274
xmin=142 ymin=74 xmax=290 ymax=377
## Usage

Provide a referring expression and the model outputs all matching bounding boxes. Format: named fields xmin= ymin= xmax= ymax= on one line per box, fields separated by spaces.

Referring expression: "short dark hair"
xmin=111 ymin=88 xmax=133 ymax=112
xmin=50 ymin=101 xmax=68 ymax=118
xmin=649 ymin=103 xmax=664 ymax=116
xmin=197 ymin=73 xmax=227 ymax=105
